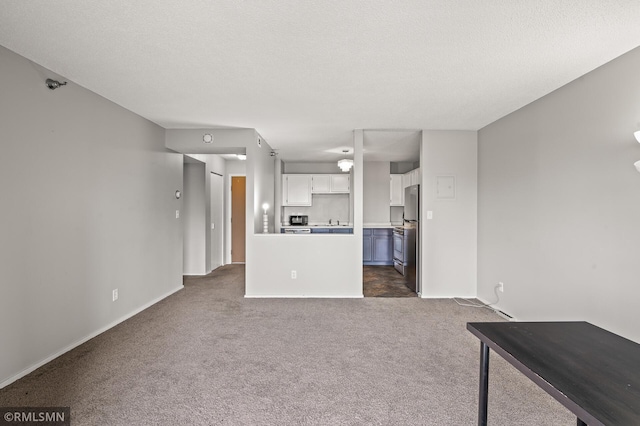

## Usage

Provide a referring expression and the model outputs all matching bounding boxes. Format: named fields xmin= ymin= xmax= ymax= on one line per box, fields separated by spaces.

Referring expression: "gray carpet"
xmin=0 ymin=265 xmax=574 ymax=425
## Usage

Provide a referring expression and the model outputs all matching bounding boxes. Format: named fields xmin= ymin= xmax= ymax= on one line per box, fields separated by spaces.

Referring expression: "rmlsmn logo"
xmin=1 ymin=407 xmax=70 ymax=426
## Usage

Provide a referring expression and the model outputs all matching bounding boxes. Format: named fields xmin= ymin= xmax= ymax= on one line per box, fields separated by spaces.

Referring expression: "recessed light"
xmin=203 ymin=134 xmax=213 ymax=143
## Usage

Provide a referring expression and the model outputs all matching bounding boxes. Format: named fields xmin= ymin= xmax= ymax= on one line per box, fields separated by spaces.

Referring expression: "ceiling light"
xmin=338 ymin=159 xmax=353 ymax=172
xmin=237 ymin=154 xmax=247 ymax=160
xmin=635 ymin=131 xmax=640 ymax=143
xmin=203 ymin=134 xmax=213 ymax=143
xmin=635 ymin=160 xmax=640 ymax=173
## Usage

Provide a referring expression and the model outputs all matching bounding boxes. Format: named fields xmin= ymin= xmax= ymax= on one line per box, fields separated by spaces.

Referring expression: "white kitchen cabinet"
xmin=330 ymin=174 xmax=350 ymax=193
xmin=390 ymin=174 xmax=404 ymax=206
xmin=311 ymin=175 xmax=331 ymax=193
xmin=403 ymin=168 xmax=421 ymax=188
xmin=282 ymin=174 xmax=312 ymax=206
xmin=310 ymin=174 xmax=350 ymax=194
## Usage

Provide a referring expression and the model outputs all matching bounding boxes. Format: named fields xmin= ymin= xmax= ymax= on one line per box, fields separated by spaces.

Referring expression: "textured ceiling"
xmin=1 ymin=1 xmax=639 ymax=161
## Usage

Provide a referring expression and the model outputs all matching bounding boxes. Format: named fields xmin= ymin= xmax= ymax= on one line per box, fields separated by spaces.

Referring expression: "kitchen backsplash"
xmin=390 ymin=206 xmax=404 ymax=225
xmin=283 ymin=194 xmax=350 ymax=224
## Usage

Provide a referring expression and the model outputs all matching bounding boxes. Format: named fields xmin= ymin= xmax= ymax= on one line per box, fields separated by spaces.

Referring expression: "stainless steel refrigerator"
xmin=404 ymin=185 xmax=419 ymax=293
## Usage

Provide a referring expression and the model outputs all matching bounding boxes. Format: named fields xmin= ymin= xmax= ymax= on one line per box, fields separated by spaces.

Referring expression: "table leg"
xmin=577 ymin=419 xmax=587 ymax=426
xmin=478 ymin=341 xmax=490 ymax=426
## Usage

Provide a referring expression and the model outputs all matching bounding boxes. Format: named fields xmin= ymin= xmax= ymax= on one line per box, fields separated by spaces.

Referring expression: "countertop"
xmin=280 ymin=223 xmax=401 ymax=228
xmin=364 ymin=223 xmax=402 ymax=228
xmin=281 ymin=224 xmax=353 ymax=228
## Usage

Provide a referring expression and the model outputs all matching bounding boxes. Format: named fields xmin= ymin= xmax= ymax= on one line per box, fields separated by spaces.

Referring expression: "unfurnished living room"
xmin=1 ymin=2 xmax=640 ymax=425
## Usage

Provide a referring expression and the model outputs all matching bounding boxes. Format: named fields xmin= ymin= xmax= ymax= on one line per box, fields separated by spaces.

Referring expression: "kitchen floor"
xmin=363 ymin=266 xmax=417 ymax=297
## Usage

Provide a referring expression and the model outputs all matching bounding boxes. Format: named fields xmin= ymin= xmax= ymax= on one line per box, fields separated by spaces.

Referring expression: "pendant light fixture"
xmin=337 ymin=150 xmax=353 ymax=172
xmin=337 ymin=159 xmax=354 ymax=172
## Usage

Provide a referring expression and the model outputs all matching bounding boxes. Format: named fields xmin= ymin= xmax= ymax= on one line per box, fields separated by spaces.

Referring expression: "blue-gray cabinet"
xmin=311 ymin=228 xmax=331 ymax=234
xmin=330 ymin=228 xmax=352 ymax=234
xmin=280 ymin=227 xmax=353 ymax=234
xmin=363 ymin=228 xmax=393 ymax=265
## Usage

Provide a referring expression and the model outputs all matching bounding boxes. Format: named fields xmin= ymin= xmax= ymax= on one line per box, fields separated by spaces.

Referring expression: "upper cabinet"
xmin=311 ymin=175 xmax=331 ymax=193
xmin=283 ymin=173 xmax=350 ymax=206
xmin=283 ymin=174 xmax=312 ymax=206
xmin=311 ymin=174 xmax=350 ymax=194
xmin=403 ymin=168 xmax=421 ymax=188
xmin=330 ymin=174 xmax=350 ymax=193
xmin=390 ymin=174 xmax=404 ymax=206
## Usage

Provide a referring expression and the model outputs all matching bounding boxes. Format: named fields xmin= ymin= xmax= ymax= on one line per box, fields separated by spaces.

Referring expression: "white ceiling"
xmin=1 ymin=1 xmax=639 ymax=162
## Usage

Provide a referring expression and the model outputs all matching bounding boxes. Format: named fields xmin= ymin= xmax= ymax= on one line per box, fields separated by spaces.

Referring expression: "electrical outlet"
xmin=112 ymin=289 xmax=118 ymax=301
xmin=497 ymin=282 xmax=504 ymax=293
xmin=291 ymin=270 xmax=297 ymax=279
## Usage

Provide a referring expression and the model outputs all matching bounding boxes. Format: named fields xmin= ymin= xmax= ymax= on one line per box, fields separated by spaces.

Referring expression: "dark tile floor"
xmin=363 ymin=265 xmax=417 ymax=297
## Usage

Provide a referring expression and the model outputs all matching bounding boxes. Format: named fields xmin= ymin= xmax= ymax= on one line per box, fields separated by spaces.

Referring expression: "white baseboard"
xmin=476 ymin=296 xmax=517 ymax=321
xmin=245 ymin=294 xmax=364 ymax=298
xmin=0 ymin=285 xmax=184 ymax=389
xmin=420 ymin=294 xmax=478 ymax=299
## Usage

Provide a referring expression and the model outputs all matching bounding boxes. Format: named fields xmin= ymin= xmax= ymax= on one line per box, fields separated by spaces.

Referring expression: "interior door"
xmin=231 ymin=176 xmax=246 ymax=263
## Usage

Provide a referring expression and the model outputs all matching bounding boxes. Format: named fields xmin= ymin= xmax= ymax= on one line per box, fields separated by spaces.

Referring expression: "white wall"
xmin=478 ymin=46 xmax=640 ymax=343
xmin=247 ymin=235 xmax=362 ymax=297
xmin=225 ymin=160 xmax=247 ymax=175
xmin=0 ymin=46 xmax=183 ymax=387
xmin=284 ymin=162 xmax=341 ymax=174
xmin=421 ymin=130 xmax=478 ymax=298
xmin=363 ymin=161 xmax=391 ymax=225
xmin=183 ymin=161 xmax=207 ymax=275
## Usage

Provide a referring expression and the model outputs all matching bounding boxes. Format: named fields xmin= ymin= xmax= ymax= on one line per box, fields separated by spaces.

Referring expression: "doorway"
xmin=231 ymin=176 xmax=246 ymax=263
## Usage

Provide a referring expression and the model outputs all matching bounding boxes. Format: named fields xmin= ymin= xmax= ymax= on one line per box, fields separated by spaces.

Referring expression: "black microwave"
xmin=289 ymin=215 xmax=308 ymax=226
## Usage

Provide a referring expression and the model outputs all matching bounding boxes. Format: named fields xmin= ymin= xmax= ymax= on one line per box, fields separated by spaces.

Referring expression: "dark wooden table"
xmin=467 ymin=321 xmax=640 ymax=426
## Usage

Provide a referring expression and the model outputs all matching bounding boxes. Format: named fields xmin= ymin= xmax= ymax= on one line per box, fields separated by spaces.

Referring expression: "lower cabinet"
xmin=363 ymin=228 xmax=393 ymax=265
xmin=330 ymin=228 xmax=352 ymax=234
xmin=311 ymin=228 xmax=331 ymax=234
